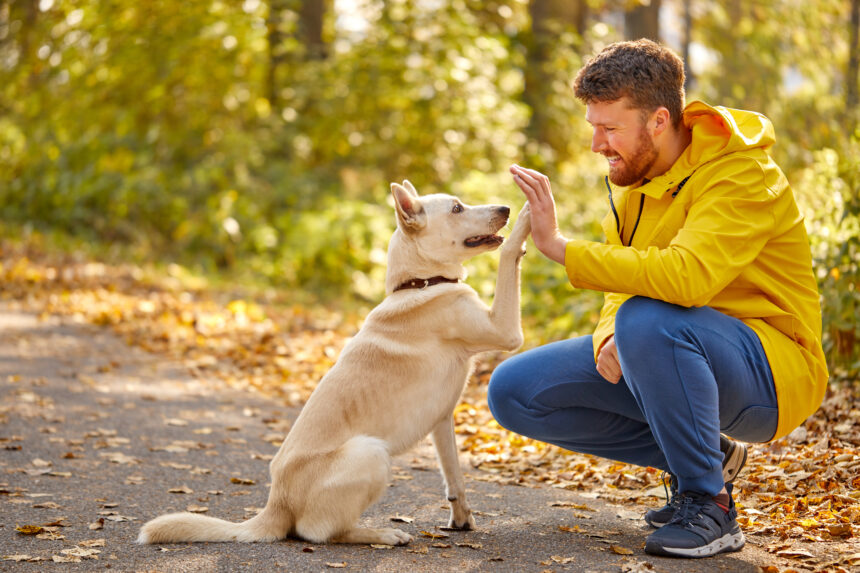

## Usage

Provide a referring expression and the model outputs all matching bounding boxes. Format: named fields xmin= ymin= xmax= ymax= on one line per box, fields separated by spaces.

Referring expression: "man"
xmin=487 ymin=39 xmax=828 ymax=558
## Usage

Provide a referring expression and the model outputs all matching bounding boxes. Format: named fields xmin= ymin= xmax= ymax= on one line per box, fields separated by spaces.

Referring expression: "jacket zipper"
xmin=605 ymin=176 xmax=645 ymax=247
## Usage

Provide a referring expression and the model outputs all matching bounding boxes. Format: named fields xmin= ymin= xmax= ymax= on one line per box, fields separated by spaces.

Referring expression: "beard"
xmin=607 ymin=127 xmax=659 ymax=187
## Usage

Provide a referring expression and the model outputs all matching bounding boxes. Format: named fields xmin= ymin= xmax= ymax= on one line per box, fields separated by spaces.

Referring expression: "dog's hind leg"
xmin=432 ymin=414 xmax=476 ymax=530
xmin=293 ymin=435 xmax=412 ymax=546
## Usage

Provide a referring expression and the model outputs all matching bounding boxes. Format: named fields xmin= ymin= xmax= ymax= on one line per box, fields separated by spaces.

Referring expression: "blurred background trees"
xmin=0 ymin=0 xmax=858 ymax=378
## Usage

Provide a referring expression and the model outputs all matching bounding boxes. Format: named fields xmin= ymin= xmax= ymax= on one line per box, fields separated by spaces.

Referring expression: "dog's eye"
xmin=452 ymin=203 xmax=463 ymax=214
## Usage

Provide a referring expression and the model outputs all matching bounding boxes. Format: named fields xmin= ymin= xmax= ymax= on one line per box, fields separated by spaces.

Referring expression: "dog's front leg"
xmin=431 ymin=414 xmax=475 ymax=530
xmin=486 ymin=204 xmax=532 ymax=348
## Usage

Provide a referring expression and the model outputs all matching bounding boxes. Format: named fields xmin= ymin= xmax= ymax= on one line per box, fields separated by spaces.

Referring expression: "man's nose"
xmin=591 ymin=130 xmax=607 ymax=153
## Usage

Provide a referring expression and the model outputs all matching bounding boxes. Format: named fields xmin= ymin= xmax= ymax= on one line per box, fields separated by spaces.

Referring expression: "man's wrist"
xmin=540 ymin=235 xmax=567 ymax=265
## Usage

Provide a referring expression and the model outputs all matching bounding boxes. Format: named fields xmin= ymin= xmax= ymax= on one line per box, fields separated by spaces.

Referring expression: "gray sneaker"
xmin=644 ymin=435 xmax=748 ymax=528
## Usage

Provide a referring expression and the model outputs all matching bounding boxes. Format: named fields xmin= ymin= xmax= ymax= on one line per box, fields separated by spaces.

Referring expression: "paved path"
xmin=0 ymin=306 xmax=776 ymax=572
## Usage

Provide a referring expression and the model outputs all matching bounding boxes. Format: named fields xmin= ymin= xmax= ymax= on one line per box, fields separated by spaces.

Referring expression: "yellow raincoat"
xmin=564 ymin=101 xmax=828 ymax=441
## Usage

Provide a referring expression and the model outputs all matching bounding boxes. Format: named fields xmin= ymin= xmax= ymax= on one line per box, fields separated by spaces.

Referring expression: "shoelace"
xmin=665 ymin=492 xmax=711 ymax=527
xmin=660 ymin=471 xmax=679 ymax=507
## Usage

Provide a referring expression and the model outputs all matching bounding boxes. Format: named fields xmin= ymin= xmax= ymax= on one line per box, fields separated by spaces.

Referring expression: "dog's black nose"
xmin=498 ymin=206 xmax=511 ymax=217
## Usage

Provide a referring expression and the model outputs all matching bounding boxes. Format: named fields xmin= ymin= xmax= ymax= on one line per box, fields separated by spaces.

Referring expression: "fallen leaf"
xmin=32 ymin=501 xmax=62 ymax=509
xmin=325 ymin=562 xmax=347 ymax=568
xmin=419 ymin=530 xmax=449 ymax=539
xmin=559 ymin=525 xmax=585 ymax=533
xmin=390 ymin=514 xmax=414 ymax=523
xmin=186 ymin=505 xmax=209 ymax=513
xmin=230 ymin=477 xmax=255 ymax=485
xmin=168 ymin=486 xmax=194 ymax=494
xmin=550 ymin=501 xmax=596 ymax=511
xmin=370 ymin=544 xmax=394 ymax=549
xmin=610 ymin=545 xmax=634 ymax=555
xmin=15 ymin=525 xmax=44 ymax=535
xmin=455 ymin=542 xmax=483 ymax=549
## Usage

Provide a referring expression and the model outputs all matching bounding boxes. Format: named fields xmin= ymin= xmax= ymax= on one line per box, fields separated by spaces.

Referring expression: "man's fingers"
xmin=512 ymin=174 xmax=538 ymax=203
xmin=512 ymin=165 xmax=551 ymax=193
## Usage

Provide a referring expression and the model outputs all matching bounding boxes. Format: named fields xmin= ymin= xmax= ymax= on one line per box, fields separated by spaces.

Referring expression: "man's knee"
xmin=487 ymin=360 xmax=528 ymax=433
xmin=615 ymin=297 xmax=685 ymax=360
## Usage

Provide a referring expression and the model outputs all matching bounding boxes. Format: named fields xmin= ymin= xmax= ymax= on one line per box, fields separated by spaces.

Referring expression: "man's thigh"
xmin=488 ymin=334 xmax=646 ymax=422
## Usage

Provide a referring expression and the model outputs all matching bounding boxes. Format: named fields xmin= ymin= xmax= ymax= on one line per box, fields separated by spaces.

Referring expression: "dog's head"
xmin=390 ymin=180 xmax=510 ymax=261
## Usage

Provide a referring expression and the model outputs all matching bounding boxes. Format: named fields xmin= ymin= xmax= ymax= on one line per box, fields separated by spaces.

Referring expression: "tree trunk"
xmin=266 ymin=0 xmax=289 ymax=104
xmin=299 ymin=0 xmax=327 ymax=60
xmin=848 ymin=0 xmax=860 ymax=117
xmin=681 ymin=0 xmax=694 ymax=90
xmin=523 ymin=0 xmax=588 ymax=157
xmin=624 ymin=0 xmax=661 ymax=42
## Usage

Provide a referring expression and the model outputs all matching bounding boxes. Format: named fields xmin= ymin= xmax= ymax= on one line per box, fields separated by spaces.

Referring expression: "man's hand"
xmin=509 ymin=164 xmax=567 ymax=265
xmin=596 ymin=335 xmax=622 ymax=384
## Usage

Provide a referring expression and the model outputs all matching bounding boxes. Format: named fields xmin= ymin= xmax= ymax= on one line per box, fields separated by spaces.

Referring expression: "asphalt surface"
xmin=0 ymin=306 xmax=778 ymax=572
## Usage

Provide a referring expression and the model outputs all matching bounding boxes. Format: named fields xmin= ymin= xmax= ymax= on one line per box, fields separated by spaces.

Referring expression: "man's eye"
xmin=452 ymin=203 xmax=463 ymax=213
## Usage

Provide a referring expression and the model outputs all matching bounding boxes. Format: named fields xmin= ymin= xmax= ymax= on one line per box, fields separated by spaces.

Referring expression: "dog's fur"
xmin=138 ymin=180 xmax=531 ymax=546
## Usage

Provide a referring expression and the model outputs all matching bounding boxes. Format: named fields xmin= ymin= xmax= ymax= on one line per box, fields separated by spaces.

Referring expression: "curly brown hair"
xmin=573 ymin=39 xmax=686 ymax=128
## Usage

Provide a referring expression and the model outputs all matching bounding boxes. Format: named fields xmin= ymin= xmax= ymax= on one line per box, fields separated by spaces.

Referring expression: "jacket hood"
xmin=639 ymin=101 xmax=776 ymax=197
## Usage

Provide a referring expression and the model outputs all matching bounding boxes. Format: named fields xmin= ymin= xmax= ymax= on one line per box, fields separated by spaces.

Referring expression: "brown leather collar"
xmin=394 ymin=276 xmax=459 ymax=292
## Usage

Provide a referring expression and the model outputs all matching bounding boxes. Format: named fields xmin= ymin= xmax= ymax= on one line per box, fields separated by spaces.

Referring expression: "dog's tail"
xmin=137 ymin=505 xmax=289 ymax=544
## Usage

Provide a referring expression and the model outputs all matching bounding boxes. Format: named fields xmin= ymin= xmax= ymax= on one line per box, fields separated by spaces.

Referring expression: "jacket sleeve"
xmin=565 ymin=158 xmax=778 ymax=308
xmin=592 ymin=292 xmax=631 ymax=363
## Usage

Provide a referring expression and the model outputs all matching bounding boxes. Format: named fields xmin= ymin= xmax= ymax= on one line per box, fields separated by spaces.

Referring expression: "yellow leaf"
xmin=610 ymin=545 xmax=634 ymax=555
xmin=15 ymin=525 xmax=44 ymax=535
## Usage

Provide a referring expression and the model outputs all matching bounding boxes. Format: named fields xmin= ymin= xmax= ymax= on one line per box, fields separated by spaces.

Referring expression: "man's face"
xmin=585 ymin=98 xmax=658 ymax=186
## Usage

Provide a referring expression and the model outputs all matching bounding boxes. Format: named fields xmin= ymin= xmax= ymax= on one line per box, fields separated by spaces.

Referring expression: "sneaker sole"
xmin=722 ymin=440 xmax=748 ymax=484
xmin=645 ymin=530 xmax=745 ymax=558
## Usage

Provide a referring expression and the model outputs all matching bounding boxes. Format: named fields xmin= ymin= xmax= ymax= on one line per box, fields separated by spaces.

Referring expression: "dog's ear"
xmin=391 ymin=182 xmax=426 ymax=232
xmin=402 ymin=180 xmax=419 ymax=197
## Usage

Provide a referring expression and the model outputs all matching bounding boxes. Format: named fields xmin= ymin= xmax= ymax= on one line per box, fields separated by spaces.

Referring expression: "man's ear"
xmin=391 ymin=182 xmax=426 ymax=232
xmin=402 ymin=179 xmax=419 ymax=197
xmin=650 ymin=107 xmax=671 ymax=137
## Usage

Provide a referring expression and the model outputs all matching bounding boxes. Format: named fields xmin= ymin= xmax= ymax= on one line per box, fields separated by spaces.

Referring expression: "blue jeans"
xmin=487 ymin=297 xmax=778 ymax=496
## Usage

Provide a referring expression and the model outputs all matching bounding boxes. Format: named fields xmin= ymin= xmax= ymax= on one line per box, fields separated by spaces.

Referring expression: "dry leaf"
xmin=168 ymin=485 xmax=193 ymax=494
xmin=455 ymin=542 xmax=483 ymax=549
xmin=419 ymin=530 xmax=449 ymax=539
xmin=370 ymin=544 xmax=394 ymax=549
xmin=550 ymin=555 xmax=577 ymax=564
xmin=550 ymin=501 xmax=595 ymax=511
xmin=559 ymin=525 xmax=585 ymax=533
xmin=325 ymin=562 xmax=347 ymax=568
xmin=32 ymin=501 xmax=62 ymax=509
xmin=610 ymin=545 xmax=634 ymax=555
xmin=230 ymin=477 xmax=255 ymax=485
xmin=15 ymin=525 xmax=44 ymax=535
xmin=390 ymin=514 xmax=414 ymax=523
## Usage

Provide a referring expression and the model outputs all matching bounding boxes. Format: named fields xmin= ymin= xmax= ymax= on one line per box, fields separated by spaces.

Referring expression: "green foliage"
xmin=795 ymin=140 xmax=860 ymax=377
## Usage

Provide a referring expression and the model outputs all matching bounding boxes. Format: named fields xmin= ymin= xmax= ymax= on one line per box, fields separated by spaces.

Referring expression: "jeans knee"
xmin=487 ymin=360 xmax=527 ymax=433
xmin=615 ymin=297 xmax=676 ymax=352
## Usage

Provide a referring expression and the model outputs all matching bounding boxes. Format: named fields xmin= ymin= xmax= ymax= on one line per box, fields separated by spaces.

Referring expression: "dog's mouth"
xmin=464 ymin=234 xmax=504 ymax=248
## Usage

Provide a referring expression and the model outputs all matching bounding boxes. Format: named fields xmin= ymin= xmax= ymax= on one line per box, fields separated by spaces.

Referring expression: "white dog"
xmin=138 ymin=180 xmax=531 ymax=546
